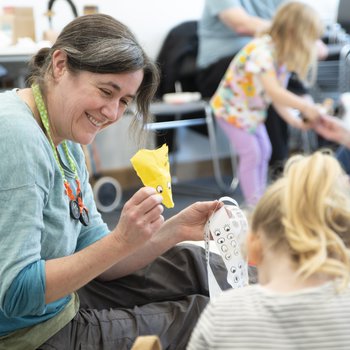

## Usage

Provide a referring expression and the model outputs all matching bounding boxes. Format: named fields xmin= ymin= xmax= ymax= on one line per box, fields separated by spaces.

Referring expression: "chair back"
xmin=155 ymin=21 xmax=199 ymax=98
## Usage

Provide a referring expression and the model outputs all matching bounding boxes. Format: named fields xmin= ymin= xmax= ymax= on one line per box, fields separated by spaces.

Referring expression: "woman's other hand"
xmin=314 ymin=114 xmax=350 ymax=148
xmin=301 ymin=102 xmax=324 ymax=124
xmin=163 ymin=200 xmax=222 ymax=242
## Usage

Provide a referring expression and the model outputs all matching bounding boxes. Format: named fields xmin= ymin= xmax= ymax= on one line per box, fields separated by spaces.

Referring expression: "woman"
xmin=0 ymin=14 xmax=229 ymax=349
xmin=188 ymin=151 xmax=350 ymax=349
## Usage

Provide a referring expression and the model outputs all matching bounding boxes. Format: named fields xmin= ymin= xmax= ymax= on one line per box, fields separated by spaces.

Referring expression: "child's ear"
xmin=247 ymin=231 xmax=263 ymax=267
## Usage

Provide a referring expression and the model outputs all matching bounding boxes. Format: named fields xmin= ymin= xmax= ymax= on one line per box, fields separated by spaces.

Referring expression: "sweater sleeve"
xmin=2 ymin=261 xmax=46 ymax=317
xmin=206 ymin=0 xmax=241 ymax=15
xmin=0 ymin=108 xmax=54 ymax=313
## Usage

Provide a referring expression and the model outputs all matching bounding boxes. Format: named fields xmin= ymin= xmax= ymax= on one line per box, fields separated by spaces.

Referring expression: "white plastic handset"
xmin=208 ymin=199 xmax=249 ymax=288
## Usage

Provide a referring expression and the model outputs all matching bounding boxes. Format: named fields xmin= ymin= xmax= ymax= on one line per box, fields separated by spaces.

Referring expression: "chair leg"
xmin=204 ymin=103 xmax=239 ymax=192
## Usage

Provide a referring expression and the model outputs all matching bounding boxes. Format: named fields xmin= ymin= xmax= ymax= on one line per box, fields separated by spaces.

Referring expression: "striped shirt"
xmin=187 ymin=282 xmax=350 ymax=349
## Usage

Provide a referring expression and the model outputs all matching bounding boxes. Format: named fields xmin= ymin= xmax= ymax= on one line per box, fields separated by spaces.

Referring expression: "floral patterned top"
xmin=210 ymin=35 xmax=290 ymax=133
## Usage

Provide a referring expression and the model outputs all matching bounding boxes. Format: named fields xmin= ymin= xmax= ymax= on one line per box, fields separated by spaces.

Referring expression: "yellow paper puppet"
xmin=130 ymin=144 xmax=174 ymax=208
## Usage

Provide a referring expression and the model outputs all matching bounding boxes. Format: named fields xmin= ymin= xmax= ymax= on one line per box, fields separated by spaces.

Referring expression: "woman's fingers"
xmin=113 ymin=187 xmax=165 ymax=248
xmin=123 ymin=187 xmax=163 ymax=216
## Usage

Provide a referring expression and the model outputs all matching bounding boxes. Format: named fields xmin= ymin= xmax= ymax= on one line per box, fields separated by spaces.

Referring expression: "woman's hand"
xmin=314 ymin=114 xmax=350 ymax=148
xmin=273 ymin=104 xmax=311 ymax=131
xmin=301 ymin=102 xmax=324 ymax=124
xmin=163 ymin=200 xmax=222 ymax=242
xmin=112 ymin=187 xmax=164 ymax=251
xmin=97 ymin=199 xmax=221 ymax=281
xmin=97 ymin=199 xmax=222 ymax=281
xmin=46 ymin=188 xmax=164 ymax=302
xmin=293 ymin=117 xmax=311 ymax=131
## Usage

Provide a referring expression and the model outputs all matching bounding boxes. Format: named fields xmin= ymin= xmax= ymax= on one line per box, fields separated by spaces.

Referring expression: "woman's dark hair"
xmin=27 ymin=14 xmax=160 ymax=131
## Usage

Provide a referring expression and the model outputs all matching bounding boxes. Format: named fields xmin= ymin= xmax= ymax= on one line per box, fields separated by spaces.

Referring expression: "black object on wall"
xmin=47 ymin=0 xmax=78 ymax=28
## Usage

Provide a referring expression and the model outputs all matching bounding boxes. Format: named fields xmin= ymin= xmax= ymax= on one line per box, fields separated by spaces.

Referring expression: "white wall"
xmin=299 ymin=0 xmax=339 ymax=24
xmin=1 ymin=0 xmax=204 ymax=59
xmin=95 ymin=0 xmax=204 ymax=60
xmin=3 ymin=0 xmax=340 ymax=58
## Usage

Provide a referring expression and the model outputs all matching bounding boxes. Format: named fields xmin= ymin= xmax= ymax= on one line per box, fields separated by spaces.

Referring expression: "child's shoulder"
xmin=242 ymin=35 xmax=273 ymax=53
xmin=255 ymin=34 xmax=273 ymax=47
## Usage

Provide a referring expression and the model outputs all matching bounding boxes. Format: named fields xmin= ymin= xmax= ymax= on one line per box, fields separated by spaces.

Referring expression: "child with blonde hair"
xmin=211 ymin=1 xmax=324 ymax=205
xmin=188 ymin=150 xmax=350 ymax=349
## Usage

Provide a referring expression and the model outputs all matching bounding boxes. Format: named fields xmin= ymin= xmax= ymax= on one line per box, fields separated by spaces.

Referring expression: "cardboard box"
xmin=0 ymin=7 xmax=35 ymax=45
xmin=83 ymin=5 xmax=99 ymax=15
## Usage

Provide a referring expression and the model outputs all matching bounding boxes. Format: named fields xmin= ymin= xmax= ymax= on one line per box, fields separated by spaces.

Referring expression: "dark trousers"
xmin=336 ymin=146 xmax=350 ymax=175
xmin=266 ymin=73 xmax=308 ymax=170
xmin=38 ymin=244 xmax=232 ymax=350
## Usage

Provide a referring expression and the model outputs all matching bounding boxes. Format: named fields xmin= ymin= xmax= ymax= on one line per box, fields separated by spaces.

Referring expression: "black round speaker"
xmin=93 ymin=176 xmax=123 ymax=213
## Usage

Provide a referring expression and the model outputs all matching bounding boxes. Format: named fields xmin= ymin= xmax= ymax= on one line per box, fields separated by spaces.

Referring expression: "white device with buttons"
xmin=205 ymin=196 xmax=249 ymax=297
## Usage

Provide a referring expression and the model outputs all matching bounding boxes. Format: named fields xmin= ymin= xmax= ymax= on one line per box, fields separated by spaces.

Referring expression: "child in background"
xmin=211 ymin=1 xmax=324 ymax=205
xmin=188 ymin=151 xmax=350 ymax=349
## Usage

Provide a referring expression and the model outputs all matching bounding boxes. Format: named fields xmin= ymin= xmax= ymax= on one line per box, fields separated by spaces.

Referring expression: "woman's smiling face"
xmin=47 ymin=50 xmax=144 ymax=146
